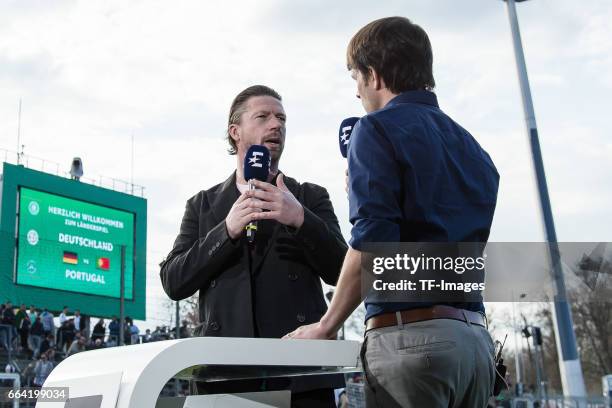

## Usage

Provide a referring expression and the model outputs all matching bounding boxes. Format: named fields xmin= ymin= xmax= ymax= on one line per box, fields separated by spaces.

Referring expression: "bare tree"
xmin=527 ymin=245 xmax=612 ymax=395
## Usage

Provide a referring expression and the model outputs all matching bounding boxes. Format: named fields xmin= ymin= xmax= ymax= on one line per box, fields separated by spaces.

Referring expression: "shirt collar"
xmin=385 ymin=90 xmax=439 ymax=109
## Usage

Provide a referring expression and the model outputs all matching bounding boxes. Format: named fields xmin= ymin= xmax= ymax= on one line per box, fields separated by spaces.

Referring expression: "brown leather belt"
xmin=366 ymin=305 xmax=487 ymax=332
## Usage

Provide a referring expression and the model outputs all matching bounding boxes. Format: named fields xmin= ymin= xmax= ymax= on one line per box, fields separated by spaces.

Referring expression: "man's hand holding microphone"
xmin=226 ymin=144 xmax=304 ymax=241
xmin=247 ymin=175 xmax=304 ymax=228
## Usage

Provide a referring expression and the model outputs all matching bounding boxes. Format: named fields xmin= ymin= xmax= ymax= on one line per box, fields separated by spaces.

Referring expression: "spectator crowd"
xmin=1 ymin=301 xmax=191 ymax=387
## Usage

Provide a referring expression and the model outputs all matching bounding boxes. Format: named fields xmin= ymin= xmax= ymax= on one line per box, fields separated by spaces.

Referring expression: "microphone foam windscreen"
xmin=339 ymin=117 xmax=360 ymax=158
xmin=244 ymin=144 xmax=271 ymax=182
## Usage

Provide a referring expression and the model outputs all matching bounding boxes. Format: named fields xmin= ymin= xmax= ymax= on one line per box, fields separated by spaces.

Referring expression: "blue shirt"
xmin=347 ymin=91 xmax=499 ymax=320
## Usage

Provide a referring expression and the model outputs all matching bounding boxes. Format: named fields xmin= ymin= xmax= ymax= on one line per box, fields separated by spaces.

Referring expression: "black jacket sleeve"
xmin=288 ymin=183 xmax=348 ymax=285
xmin=159 ymin=194 xmax=240 ymax=300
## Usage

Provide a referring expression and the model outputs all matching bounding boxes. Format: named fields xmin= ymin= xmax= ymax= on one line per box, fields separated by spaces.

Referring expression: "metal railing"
xmin=1 ymin=148 xmax=146 ymax=197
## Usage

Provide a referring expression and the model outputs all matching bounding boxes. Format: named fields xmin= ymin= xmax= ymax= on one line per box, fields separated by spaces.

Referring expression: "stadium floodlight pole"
xmin=502 ymin=0 xmax=586 ymax=398
xmin=119 ymin=245 xmax=125 ymax=346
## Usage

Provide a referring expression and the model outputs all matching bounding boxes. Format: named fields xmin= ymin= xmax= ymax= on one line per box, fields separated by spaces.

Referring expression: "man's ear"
xmin=369 ymin=67 xmax=385 ymax=91
xmin=228 ymin=124 xmax=240 ymax=144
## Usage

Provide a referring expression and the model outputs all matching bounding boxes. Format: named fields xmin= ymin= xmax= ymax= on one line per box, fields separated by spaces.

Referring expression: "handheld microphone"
xmin=243 ymin=144 xmax=271 ymax=243
xmin=338 ymin=117 xmax=360 ymax=158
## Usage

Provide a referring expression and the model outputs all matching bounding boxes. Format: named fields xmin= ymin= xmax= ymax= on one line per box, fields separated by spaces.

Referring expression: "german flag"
xmin=63 ymin=251 xmax=78 ymax=265
xmin=97 ymin=257 xmax=110 ymax=271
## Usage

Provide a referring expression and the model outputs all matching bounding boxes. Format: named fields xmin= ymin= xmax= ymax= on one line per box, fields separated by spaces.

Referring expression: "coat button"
xmin=210 ymin=321 xmax=220 ymax=331
xmin=288 ymin=273 xmax=298 ymax=281
xmin=210 ymin=279 xmax=216 ymax=288
xmin=297 ymin=313 xmax=306 ymax=323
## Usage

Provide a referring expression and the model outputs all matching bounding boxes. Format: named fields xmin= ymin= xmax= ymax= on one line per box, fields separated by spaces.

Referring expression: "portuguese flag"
xmin=63 ymin=251 xmax=78 ymax=265
xmin=97 ymin=257 xmax=110 ymax=271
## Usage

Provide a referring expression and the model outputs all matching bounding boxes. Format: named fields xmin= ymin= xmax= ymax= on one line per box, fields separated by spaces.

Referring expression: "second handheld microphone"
xmin=338 ymin=117 xmax=360 ymax=158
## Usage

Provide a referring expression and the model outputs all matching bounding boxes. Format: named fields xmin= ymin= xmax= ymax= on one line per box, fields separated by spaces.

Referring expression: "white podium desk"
xmin=36 ymin=337 xmax=361 ymax=408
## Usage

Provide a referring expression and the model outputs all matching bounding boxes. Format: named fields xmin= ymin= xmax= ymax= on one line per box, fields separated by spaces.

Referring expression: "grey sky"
xmin=1 ymin=0 xmax=611 ymax=329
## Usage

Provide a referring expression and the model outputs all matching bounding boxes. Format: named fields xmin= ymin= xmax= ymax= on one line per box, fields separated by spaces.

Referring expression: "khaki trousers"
xmin=361 ymin=317 xmax=495 ymax=408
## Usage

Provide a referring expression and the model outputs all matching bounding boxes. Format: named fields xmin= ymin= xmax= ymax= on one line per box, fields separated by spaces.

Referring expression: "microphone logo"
xmin=244 ymin=144 xmax=270 ymax=182
xmin=243 ymin=144 xmax=270 ymax=244
xmin=338 ymin=117 xmax=360 ymax=158
xmin=340 ymin=125 xmax=352 ymax=146
xmin=248 ymin=151 xmax=263 ymax=168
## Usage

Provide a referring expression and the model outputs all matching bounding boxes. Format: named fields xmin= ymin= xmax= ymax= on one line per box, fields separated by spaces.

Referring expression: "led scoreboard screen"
xmin=16 ymin=187 xmax=134 ymax=299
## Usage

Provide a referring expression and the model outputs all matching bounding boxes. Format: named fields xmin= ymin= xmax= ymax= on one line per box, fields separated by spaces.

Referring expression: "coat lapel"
xmin=210 ymin=172 xmax=240 ymax=226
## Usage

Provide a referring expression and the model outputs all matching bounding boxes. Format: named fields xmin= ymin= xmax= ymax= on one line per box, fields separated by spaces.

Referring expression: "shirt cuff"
xmin=349 ymin=218 xmax=400 ymax=250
